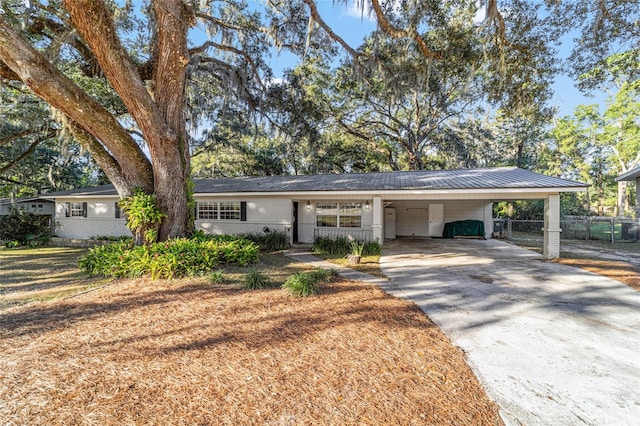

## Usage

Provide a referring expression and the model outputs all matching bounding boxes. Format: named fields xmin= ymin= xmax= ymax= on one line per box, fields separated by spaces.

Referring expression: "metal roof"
xmin=41 ymin=167 xmax=588 ymax=198
xmin=615 ymin=166 xmax=640 ymax=182
xmin=0 ymin=197 xmax=54 ymax=205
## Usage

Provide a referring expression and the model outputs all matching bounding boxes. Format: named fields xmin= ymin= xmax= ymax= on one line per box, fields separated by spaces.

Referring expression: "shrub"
xmin=244 ymin=230 xmax=290 ymax=251
xmin=313 ymin=237 xmax=381 ymax=257
xmin=243 ymin=268 xmax=271 ymax=290
xmin=208 ymin=270 xmax=225 ymax=285
xmin=349 ymin=240 xmax=364 ymax=256
xmin=362 ymin=241 xmax=382 ymax=256
xmin=0 ymin=209 xmax=51 ymax=247
xmin=282 ymin=268 xmax=336 ymax=297
xmin=118 ymin=189 xmax=165 ymax=246
xmin=79 ymin=234 xmax=260 ymax=279
xmin=313 ymin=236 xmax=349 ymax=255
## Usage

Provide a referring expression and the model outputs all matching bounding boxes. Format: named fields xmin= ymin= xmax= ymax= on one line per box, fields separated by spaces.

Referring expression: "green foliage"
xmin=243 ymin=268 xmax=272 ymax=290
xmin=313 ymin=236 xmax=350 ymax=255
xmin=243 ymin=230 xmax=290 ymax=251
xmin=282 ymin=268 xmax=336 ymax=297
xmin=0 ymin=209 xmax=50 ymax=246
xmin=208 ymin=270 xmax=225 ymax=285
xmin=362 ymin=241 xmax=382 ymax=256
xmin=79 ymin=234 xmax=260 ymax=280
xmin=118 ymin=189 xmax=166 ymax=246
xmin=349 ymin=240 xmax=364 ymax=256
xmin=313 ymin=237 xmax=381 ymax=257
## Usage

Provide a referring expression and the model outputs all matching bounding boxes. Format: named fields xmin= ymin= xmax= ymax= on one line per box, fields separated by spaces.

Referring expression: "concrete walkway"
xmin=379 ymin=239 xmax=640 ymax=426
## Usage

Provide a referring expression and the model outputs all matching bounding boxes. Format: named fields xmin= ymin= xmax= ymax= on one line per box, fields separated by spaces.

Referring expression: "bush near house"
xmin=243 ymin=230 xmax=290 ymax=251
xmin=313 ymin=236 xmax=382 ymax=256
xmin=79 ymin=234 xmax=260 ymax=280
xmin=0 ymin=208 xmax=51 ymax=247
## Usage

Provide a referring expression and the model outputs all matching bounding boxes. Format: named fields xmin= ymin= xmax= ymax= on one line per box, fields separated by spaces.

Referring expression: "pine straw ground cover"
xmin=0 ymin=261 xmax=502 ymax=425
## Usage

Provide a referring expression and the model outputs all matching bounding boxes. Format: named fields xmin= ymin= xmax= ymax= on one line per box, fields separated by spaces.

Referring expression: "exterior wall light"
xmin=306 ymin=200 xmax=311 ymax=211
xmin=365 ymin=200 xmax=370 ymax=210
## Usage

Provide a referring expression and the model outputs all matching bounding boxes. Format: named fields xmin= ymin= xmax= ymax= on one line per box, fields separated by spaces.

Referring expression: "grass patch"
xmin=315 ymin=253 xmax=385 ymax=278
xmin=242 ymin=268 xmax=273 ymax=290
xmin=0 ymin=247 xmax=106 ymax=309
xmin=282 ymin=268 xmax=336 ymax=297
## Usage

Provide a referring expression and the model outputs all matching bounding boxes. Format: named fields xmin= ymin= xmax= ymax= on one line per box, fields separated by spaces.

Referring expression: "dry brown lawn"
xmin=0 ymin=254 xmax=502 ymax=425
xmin=557 ymin=258 xmax=640 ymax=291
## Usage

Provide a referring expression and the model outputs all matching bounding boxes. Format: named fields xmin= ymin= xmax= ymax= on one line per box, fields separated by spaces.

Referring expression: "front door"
xmin=428 ymin=203 xmax=444 ymax=237
xmin=292 ymin=202 xmax=299 ymax=243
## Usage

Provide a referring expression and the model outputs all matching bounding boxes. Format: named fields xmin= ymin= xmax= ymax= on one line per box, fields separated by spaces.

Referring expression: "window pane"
xmin=340 ymin=215 xmax=361 ymax=228
xmin=340 ymin=202 xmax=361 ymax=215
xmin=316 ymin=202 xmax=337 ymax=215
xmin=198 ymin=202 xmax=217 ymax=220
xmin=316 ymin=215 xmax=337 ymax=227
xmin=71 ymin=202 xmax=84 ymax=217
xmin=219 ymin=201 xmax=240 ymax=220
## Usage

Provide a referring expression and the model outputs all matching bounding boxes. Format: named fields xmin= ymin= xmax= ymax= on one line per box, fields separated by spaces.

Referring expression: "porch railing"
xmin=313 ymin=228 xmax=374 ymax=242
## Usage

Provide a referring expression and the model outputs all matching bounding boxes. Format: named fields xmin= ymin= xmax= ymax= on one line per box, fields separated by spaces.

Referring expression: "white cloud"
xmin=473 ymin=2 xmax=486 ymax=24
xmin=344 ymin=0 xmax=375 ymax=21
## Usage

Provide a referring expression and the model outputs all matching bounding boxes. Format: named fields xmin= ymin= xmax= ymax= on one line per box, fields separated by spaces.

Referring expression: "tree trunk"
xmin=617 ymin=180 xmax=628 ymax=217
xmin=149 ymin=0 xmax=193 ymax=239
xmin=63 ymin=0 xmax=193 ymax=239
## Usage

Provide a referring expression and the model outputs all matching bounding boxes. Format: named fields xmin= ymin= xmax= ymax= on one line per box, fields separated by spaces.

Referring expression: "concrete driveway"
xmin=379 ymin=238 xmax=640 ymax=426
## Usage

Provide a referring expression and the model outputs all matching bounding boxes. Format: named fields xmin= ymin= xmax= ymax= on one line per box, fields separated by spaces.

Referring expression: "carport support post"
xmin=372 ymin=196 xmax=383 ymax=244
xmin=543 ymin=194 xmax=562 ymax=259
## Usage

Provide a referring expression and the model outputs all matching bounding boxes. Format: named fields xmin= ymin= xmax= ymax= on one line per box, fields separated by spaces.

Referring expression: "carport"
xmin=366 ymin=168 xmax=588 ymax=259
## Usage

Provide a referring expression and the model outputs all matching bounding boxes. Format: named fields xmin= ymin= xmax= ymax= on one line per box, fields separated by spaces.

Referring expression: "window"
xmin=197 ymin=201 xmax=245 ymax=221
xmin=316 ymin=202 xmax=338 ymax=227
xmin=70 ymin=203 xmax=85 ymax=217
xmin=316 ymin=202 xmax=362 ymax=228
xmin=219 ymin=201 xmax=241 ymax=220
xmin=65 ymin=202 xmax=87 ymax=218
xmin=339 ymin=202 xmax=362 ymax=228
xmin=198 ymin=202 xmax=218 ymax=220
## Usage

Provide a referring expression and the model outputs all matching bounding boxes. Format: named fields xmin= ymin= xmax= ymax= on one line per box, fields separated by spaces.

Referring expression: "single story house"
xmin=41 ymin=167 xmax=588 ymax=258
xmin=0 ymin=196 xmax=55 ymax=220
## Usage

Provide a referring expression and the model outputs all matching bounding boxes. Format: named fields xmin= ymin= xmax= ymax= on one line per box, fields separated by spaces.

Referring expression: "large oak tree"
xmin=0 ymin=0 xmax=564 ymax=239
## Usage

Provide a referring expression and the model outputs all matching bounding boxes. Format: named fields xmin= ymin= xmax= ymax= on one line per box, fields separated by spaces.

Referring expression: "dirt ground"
xmin=0 ymin=250 xmax=502 ymax=425
xmin=507 ymin=236 xmax=640 ymax=291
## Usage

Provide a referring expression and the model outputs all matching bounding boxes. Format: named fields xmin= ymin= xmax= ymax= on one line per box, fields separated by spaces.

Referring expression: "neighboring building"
xmin=0 ymin=197 xmax=55 ymax=225
xmin=41 ymin=167 xmax=588 ymax=258
xmin=616 ymin=167 xmax=640 ymax=217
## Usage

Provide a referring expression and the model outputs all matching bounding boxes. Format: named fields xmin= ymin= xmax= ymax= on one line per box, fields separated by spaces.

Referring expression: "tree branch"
xmin=0 ymin=13 xmax=153 ymax=192
xmin=301 ymin=0 xmax=361 ymax=59
xmin=0 ymin=135 xmax=49 ymax=175
xmin=0 ymin=130 xmax=34 ymax=148
xmin=369 ymin=0 xmax=442 ymax=60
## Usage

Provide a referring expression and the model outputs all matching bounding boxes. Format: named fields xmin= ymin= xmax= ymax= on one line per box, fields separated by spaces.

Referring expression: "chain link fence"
xmin=495 ymin=217 xmax=640 ymax=243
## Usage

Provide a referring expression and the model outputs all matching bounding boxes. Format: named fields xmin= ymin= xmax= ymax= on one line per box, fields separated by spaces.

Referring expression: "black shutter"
xmin=194 ymin=202 xmax=198 ymax=220
xmin=65 ymin=202 xmax=70 ymax=218
xmin=82 ymin=202 xmax=88 ymax=218
xmin=115 ymin=202 xmax=121 ymax=219
xmin=240 ymin=201 xmax=247 ymax=222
